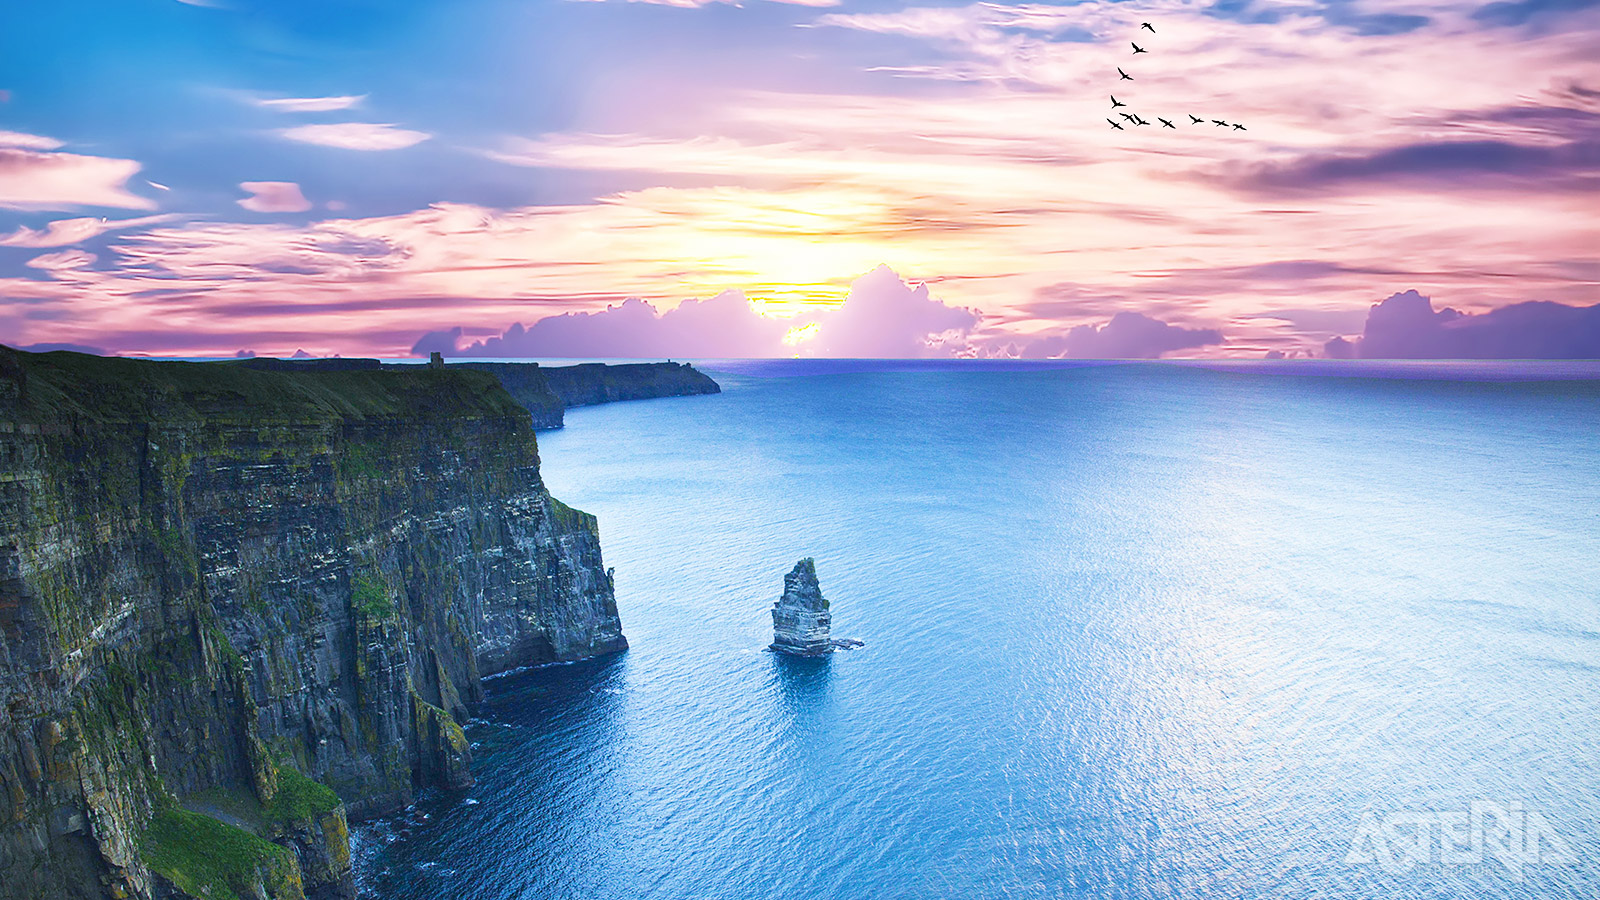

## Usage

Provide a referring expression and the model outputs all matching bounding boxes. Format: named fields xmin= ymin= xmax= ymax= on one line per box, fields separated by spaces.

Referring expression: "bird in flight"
xmin=1232 ymin=123 xmax=1247 ymax=131
xmin=1111 ymin=95 xmax=1127 ymax=108
xmin=1133 ymin=114 xmax=1151 ymax=126
xmin=1107 ymin=118 xmax=1125 ymax=131
xmin=1212 ymin=119 xmax=1228 ymax=127
xmin=1158 ymin=117 xmax=1176 ymax=128
xmin=1141 ymin=23 xmax=1155 ymax=32
xmin=1131 ymin=43 xmax=1148 ymax=54
xmin=1118 ymin=67 xmax=1133 ymax=81
xmin=1189 ymin=115 xmax=1205 ymax=124
xmin=1120 ymin=112 xmax=1138 ymax=122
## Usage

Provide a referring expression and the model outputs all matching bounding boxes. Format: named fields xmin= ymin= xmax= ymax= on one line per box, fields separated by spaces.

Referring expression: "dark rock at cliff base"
xmin=769 ymin=559 xmax=861 ymax=656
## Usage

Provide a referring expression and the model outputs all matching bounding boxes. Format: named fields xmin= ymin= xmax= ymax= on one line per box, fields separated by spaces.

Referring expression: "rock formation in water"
xmin=0 ymin=347 xmax=627 ymax=900
xmin=769 ymin=559 xmax=861 ymax=656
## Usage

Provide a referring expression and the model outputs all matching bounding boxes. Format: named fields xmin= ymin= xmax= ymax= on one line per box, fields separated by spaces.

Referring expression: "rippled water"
xmin=356 ymin=362 xmax=1600 ymax=899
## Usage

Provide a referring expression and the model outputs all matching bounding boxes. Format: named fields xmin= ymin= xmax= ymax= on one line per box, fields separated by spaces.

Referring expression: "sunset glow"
xmin=2 ymin=0 xmax=1597 ymax=357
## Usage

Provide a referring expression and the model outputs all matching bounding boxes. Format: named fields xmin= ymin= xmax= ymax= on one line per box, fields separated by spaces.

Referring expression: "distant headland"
xmin=232 ymin=356 xmax=721 ymax=429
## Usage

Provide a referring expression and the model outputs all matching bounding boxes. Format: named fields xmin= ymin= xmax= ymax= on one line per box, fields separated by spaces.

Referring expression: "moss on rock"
xmin=264 ymin=766 xmax=341 ymax=828
xmin=140 ymin=807 xmax=306 ymax=900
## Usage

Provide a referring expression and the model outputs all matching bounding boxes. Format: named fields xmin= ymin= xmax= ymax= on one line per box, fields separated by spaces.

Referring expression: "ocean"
xmin=354 ymin=361 xmax=1600 ymax=899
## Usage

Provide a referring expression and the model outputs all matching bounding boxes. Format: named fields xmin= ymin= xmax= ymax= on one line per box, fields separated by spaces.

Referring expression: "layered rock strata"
xmin=769 ymin=559 xmax=860 ymax=656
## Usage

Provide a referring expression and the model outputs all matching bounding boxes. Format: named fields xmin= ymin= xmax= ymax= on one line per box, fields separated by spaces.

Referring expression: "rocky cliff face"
xmin=537 ymin=362 xmax=720 ymax=411
xmin=456 ymin=362 xmax=720 ymax=430
xmin=449 ymin=363 xmax=566 ymax=430
xmin=0 ymin=349 xmax=625 ymax=900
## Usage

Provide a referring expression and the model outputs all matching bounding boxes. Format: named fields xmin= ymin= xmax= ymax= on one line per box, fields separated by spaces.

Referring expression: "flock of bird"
xmin=1104 ymin=22 xmax=1247 ymax=133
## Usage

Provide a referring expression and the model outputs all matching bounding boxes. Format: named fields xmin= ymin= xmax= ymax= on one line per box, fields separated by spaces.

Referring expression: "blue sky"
xmin=1 ymin=0 xmax=1597 ymax=357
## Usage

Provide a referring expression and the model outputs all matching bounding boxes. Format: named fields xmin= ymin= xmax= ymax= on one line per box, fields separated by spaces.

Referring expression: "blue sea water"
xmin=355 ymin=361 xmax=1600 ymax=899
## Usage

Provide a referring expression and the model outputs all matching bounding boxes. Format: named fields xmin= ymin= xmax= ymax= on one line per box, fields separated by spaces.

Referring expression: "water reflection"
xmin=768 ymin=650 xmax=834 ymax=727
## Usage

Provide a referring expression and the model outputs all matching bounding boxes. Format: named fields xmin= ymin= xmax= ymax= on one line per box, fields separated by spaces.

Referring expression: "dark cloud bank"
xmin=1016 ymin=313 xmax=1223 ymax=359
xmin=1327 ymin=290 xmax=1600 ymax=358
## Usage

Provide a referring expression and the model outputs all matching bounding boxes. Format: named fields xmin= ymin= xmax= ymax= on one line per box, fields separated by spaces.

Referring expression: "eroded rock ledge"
xmin=0 ymin=348 xmax=626 ymax=900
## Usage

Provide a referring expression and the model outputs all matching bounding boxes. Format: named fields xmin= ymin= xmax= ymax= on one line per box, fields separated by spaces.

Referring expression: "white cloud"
xmin=0 ymin=131 xmax=64 ymax=150
xmin=237 ymin=181 xmax=312 ymax=213
xmin=257 ymin=95 xmax=366 ymax=113
xmin=278 ymin=122 xmax=430 ymax=150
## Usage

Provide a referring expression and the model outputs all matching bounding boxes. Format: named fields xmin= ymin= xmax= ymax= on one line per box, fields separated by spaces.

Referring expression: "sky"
xmin=0 ymin=0 xmax=1597 ymax=359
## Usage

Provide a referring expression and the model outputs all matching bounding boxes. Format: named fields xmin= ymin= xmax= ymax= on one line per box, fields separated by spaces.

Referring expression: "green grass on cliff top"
xmin=142 ymin=807 xmax=302 ymax=900
xmin=265 ymin=765 xmax=342 ymax=826
xmin=1 ymin=347 xmax=527 ymax=425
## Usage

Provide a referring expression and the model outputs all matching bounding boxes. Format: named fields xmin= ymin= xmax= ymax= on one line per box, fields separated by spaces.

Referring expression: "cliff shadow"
xmin=479 ymin=652 xmax=629 ymax=730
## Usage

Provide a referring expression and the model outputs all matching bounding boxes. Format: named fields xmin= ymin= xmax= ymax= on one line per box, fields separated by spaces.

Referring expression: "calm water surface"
xmin=355 ymin=362 xmax=1600 ymax=899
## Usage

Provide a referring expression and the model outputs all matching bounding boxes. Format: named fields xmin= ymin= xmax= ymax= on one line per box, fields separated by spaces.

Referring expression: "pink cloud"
xmin=238 ymin=182 xmax=312 ymax=213
xmin=430 ymin=291 xmax=789 ymax=358
xmin=0 ymin=214 xmax=179 ymax=248
xmin=804 ymin=264 xmax=979 ymax=357
xmin=278 ymin=123 xmax=430 ymax=150
xmin=416 ymin=266 xmax=978 ymax=358
xmin=25 ymin=249 xmax=97 ymax=271
xmin=0 ymin=147 xmax=155 ymax=210
xmin=1031 ymin=312 xmax=1224 ymax=359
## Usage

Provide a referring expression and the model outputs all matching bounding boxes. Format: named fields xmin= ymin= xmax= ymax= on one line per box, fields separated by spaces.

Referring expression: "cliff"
xmin=537 ymin=362 xmax=720 ymax=410
xmin=0 ymin=348 xmax=626 ymax=900
xmin=447 ymin=364 xmax=566 ymax=430
xmin=455 ymin=362 xmax=719 ymax=430
xmin=227 ymin=361 xmax=719 ymax=432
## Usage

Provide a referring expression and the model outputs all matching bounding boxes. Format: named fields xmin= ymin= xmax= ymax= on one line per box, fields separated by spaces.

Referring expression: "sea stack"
xmin=770 ymin=558 xmax=862 ymax=655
